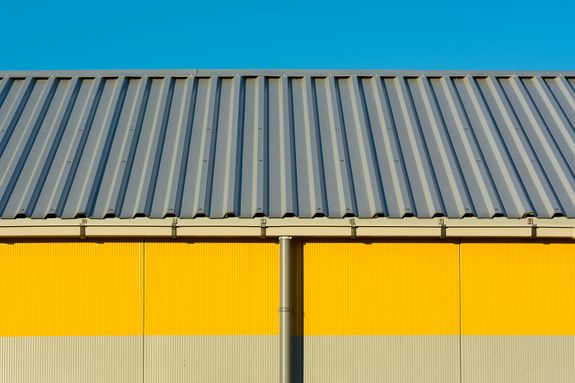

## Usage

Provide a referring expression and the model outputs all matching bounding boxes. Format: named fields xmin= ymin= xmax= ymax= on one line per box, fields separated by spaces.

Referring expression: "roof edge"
xmin=1 ymin=69 xmax=575 ymax=77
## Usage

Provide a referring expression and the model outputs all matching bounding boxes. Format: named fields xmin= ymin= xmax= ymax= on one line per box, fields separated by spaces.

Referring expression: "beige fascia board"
xmin=265 ymin=217 xmax=352 ymax=238
xmin=0 ymin=217 xmax=572 ymax=239
xmin=0 ymin=225 xmax=80 ymax=238
xmin=0 ymin=218 xmax=81 ymax=238
xmin=536 ymin=226 xmax=575 ymax=238
xmin=177 ymin=217 xmax=263 ymax=237
xmin=85 ymin=225 xmax=173 ymax=237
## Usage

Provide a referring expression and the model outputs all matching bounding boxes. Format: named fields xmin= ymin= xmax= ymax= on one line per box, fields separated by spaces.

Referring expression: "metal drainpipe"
xmin=279 ymin=236 xmax=292 ymax=383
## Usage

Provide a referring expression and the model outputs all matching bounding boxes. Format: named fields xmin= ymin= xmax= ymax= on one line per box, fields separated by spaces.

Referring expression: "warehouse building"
xmin=0 ymin=70 xmax=574 ymax=383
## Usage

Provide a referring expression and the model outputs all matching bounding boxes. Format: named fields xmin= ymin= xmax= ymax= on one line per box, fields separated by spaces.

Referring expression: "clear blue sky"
xmin=2 ymin=0 xmax=574 ymax=70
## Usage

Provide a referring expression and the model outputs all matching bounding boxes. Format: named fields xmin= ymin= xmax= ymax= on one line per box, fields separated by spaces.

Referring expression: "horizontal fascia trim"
xmin=2 ymin=69 xmax=575 ymax=78
xmin=0 ymin=217 xmax=573 ymax=239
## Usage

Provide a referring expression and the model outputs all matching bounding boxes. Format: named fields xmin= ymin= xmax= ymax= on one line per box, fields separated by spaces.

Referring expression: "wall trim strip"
xmin=0 ymin=217 xmax=573 ymax=239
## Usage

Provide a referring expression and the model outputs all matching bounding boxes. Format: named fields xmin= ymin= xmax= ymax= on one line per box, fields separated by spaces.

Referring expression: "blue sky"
xmin=2 ymin=0 xmax=574 ymax=70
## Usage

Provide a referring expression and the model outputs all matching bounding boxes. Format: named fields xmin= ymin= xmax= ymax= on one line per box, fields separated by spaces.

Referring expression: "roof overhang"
xmin=0 ymin=217 xmax=573 ymax=239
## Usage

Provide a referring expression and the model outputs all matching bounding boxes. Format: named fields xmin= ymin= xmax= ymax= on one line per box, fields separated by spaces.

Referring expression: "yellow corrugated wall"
xmin=2 ymin=240 xmax=574 ymax=337
xmin=461 ymin=241 xmax=575 ymax=335
xmin=0 ymin=241 xmax=278 ymax=337
xmin=0 ymin=241 xmax=143 ymax=336
xmin=144 ymin=241 xmax=278 ymax=335
xmin=301 ymin=240 xmax=575 ymax=336
xmin=303 ymin=240 xmax=460 ymax=335
xmin=1 ymin=239 xmax=574 ymax=383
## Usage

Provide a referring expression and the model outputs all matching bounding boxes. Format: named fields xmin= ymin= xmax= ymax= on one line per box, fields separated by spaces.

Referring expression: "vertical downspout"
xmin=279 ymin=236 xmax=292 ymax=383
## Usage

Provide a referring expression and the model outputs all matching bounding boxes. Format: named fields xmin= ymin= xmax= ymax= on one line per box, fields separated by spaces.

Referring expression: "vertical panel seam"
xmin=449 ymin=77 xmax=504 ymax=216
xmin=174 ymin=77 xmax=199 ymax=216
xmin=287 ymin=77 xmax=299 ymax=216
xmin=144 ymin=77 xmax=176 ymax=216
xmin=233 ymin=76 xmax=247 ymax=216
xmin=56 ymin=77 xmax=106 ymax=217
xmin=355 ymin=77 xmax=388 ymax=216
xmin=204 ymin=78 xmax=223 ymax=216
xmin=0 ymin=78 xmax=59 ymax=216
xmin=116 ymin=77 xmax=152 ymax=217
xmin=379 ymin=77 xmax=417 ymax=216
xmin=28 ymin=78 xmax=82 ymax=216
xmin=86 ymin=77 xmax=130 ymax=217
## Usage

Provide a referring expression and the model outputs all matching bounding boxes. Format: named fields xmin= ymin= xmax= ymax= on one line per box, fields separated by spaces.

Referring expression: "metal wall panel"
xmin=0 ymin=240 xmax=279 ymax=383
xmin=460 ymin=241 xmax=575 ymax=335
xmin=1 ymin=238 xmax=574 ymax=382
xmin=0 ymin=71 xmax=574 ymax=219
xmin=303 ymin=336 xmax=459 ymax=383
xmin=0 ymin=336 xmax=142 ymax=383
xmin=301 ymin=241 xmax=460 ymax=383
xmin=0 ymin=242 xmax=143 ymax=382
xmin=144 ymin=241 xmax=278 ymax=335
xmin=303 ymin=241 xmax=460 ymax=335
xmin=144 ymin=241 xmax=279 ymax=382
xmin=460 ymin=241 xmax=575 ymax=382
xmin=462 ymin=336 xmax=575 ymax=383
xmin=0 ymin=241 xmax=143 ymax=336
xmin=145 ymin=336 xmax=278 ymax=383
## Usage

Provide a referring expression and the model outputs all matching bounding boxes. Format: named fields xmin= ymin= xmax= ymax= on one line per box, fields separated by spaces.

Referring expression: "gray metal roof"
xmin=0 ymin=70 xmax=574 ymax=219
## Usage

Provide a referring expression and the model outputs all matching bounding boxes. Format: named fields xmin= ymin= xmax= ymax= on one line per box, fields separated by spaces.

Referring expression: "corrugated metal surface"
xmin=1 ymin=239 xmax=573 ymax=381
xmin=302 ymin=241 xmax=460 ymax=335
xmin=144 ymin=241 xmax=278 ymax=335
xmin=458 ymin=240 xmax=575 ymax=380
xmin=0 ymin=241 xmax=143 ymax=336
xmin=303 ymin=336 xmax=460 ymax=383
xmin=144 ymin=336 xmax=278 ymax=383
xmin=143 ymin=241 xmax=279 ymax=382
xmin=462 ymin=336 xmax=575 ymax=383
xmin=0 ymin=240 xmax=279 ymax=383
xmin=300 ymin=241 xmax=460 ymax=382
xmin=0 ymin=241 xmax=143 ymax=382
xmin=303 ymin=240 xmax=575 ymax=382
xmin=460 ymin=241 xmax=575 ymax=335
xmin=0 ymin=336 xmax=142 ymax=383
xmin=1 ymin=71 xmax=575 ymax=218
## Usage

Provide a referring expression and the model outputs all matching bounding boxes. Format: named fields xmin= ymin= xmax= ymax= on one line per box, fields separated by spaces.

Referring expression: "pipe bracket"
xmin=171 ymin=218 xmax=178 ymax=239
xmin=260 ymin=218 xmax=267 ymax=239
xmin=79 ymin=219 xmax=87 ymax=239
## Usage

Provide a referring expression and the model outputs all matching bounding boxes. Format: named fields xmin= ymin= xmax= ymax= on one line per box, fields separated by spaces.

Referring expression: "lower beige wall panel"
xmin=0 ymin=336 xmax=141 ymax=383
xmin=144 ymin=335 xmax=278 ymax=383
xmin=302 ymin=335 xmax=460 ymax=383
xmin=462 ymin=336 xmax=575 ymax=383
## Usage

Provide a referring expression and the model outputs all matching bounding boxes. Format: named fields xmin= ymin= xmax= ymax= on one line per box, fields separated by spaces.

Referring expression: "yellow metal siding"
xmin=303 ymin=241 xmax=460 ymax=335
xmin=461 ymin=242 xmax=575 ymax=335
xmin=144 ymin=241 xmax=278 ymax=335
xmin=2 ymin=240 xmax=573 ymax=339
xmin=0 ymin=242 xmax=142 ymax=336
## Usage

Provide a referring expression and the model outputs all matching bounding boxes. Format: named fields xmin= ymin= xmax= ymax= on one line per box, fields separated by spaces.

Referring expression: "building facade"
xmin=0 ymin=70 xmax=574 ymax=383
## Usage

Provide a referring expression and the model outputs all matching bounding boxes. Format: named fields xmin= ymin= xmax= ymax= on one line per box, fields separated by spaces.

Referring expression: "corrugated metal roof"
xmin=0 ymin=70 xmax=574 ymax=219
